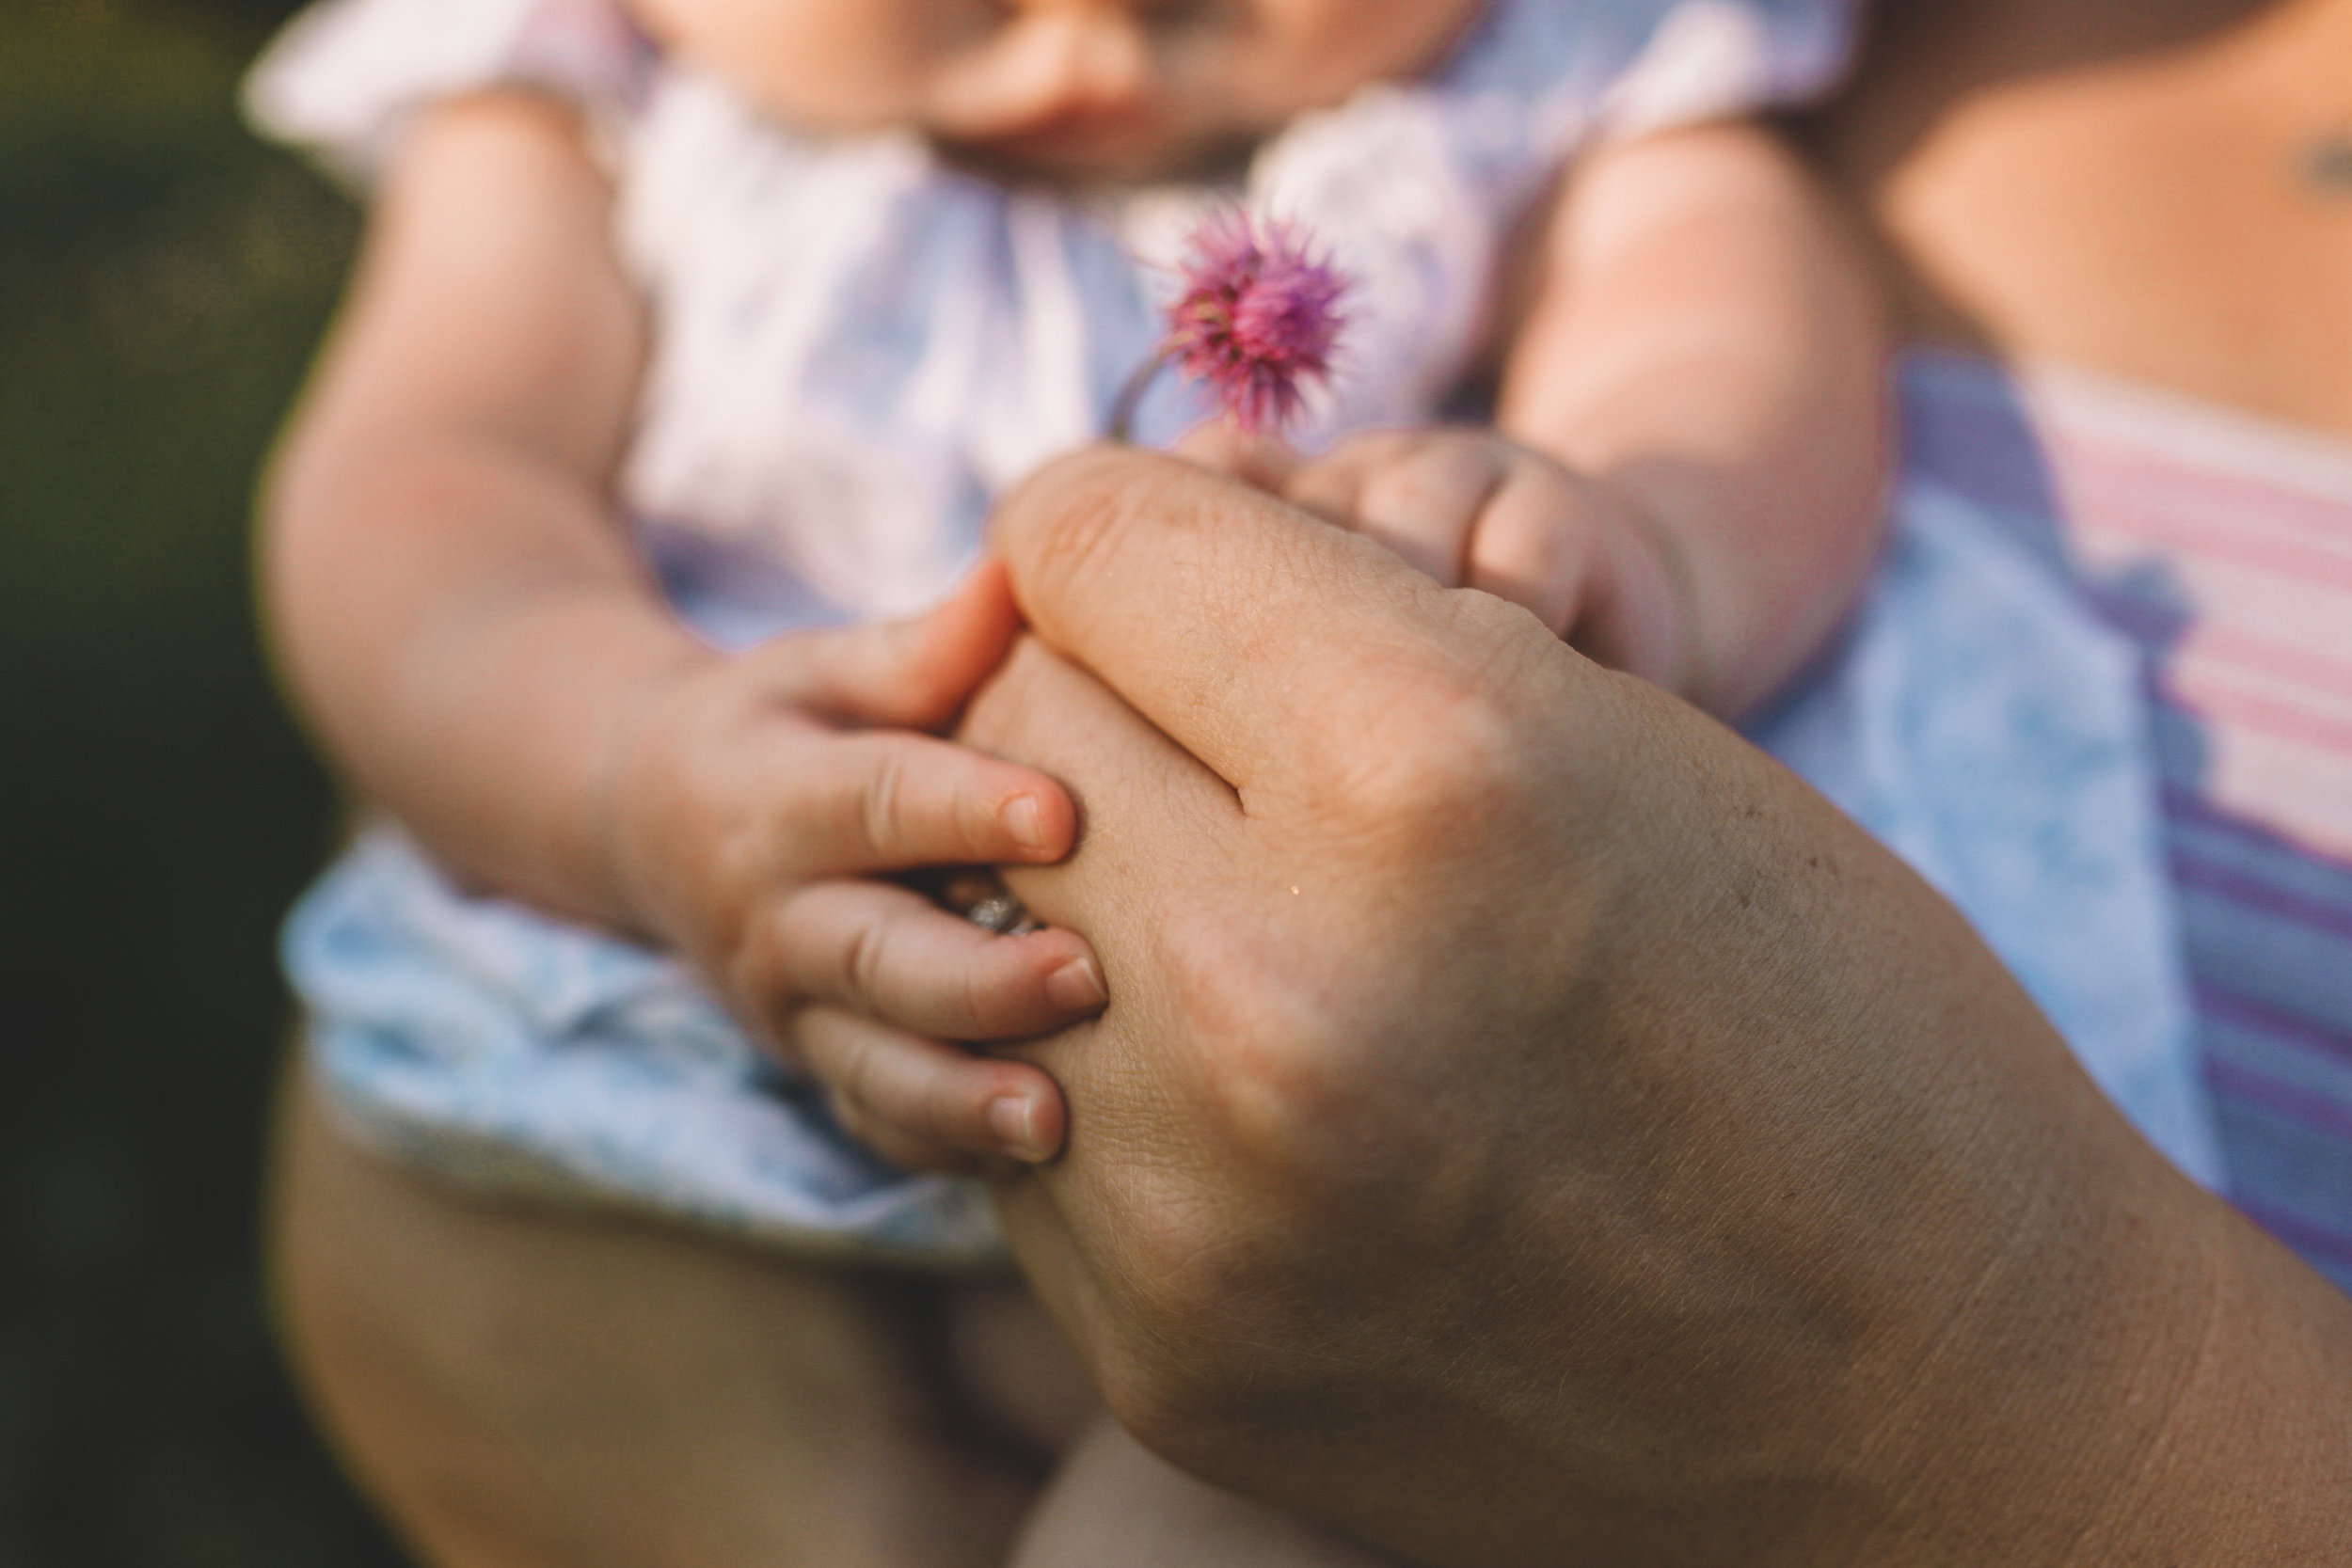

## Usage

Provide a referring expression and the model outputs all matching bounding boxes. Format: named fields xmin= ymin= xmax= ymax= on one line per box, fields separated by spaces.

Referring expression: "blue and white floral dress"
xmin=248 ymin=0 xmax=2221 ymax=1266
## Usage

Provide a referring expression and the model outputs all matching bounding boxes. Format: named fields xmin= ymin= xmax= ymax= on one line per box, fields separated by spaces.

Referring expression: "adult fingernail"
xmin=1045 ymin=956 xmax=1107 ymax=1012
xmin=1004 ymin=795 xmax=1049 ymax=853
xmin=988 ymin=1097 xmax=1049 ymax=1161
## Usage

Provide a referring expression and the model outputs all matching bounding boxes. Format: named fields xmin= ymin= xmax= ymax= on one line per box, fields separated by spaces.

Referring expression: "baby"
xmin=252 ymin=0 xmax=1884 ymax=1560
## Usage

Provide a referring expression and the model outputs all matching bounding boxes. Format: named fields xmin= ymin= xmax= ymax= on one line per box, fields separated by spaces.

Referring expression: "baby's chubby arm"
xmin=1215 ymin=120 xmax=1886 ymax=718
xmin=262 ymin=94 xmax=1094 ymax=1169
xmin=1500 ymin=120 xmax=1887 ymax=716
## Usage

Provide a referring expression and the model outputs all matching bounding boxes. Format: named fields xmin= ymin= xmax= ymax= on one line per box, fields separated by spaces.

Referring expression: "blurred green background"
xmin=2 ymin=0 xmax=408 ymax=1560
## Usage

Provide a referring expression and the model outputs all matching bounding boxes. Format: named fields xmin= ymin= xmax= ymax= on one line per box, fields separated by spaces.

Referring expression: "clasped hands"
xmin=609 ymin=438 xmax=2292 ymax=1567
xmin=603 ymin=427 xmax=1688 ymax=1176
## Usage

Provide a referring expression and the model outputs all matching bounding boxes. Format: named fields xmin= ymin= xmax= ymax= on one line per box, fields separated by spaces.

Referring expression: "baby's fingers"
xmin=798 ymin=1007 xmax=1068 ymax=1169
xmin=751 ymin=561 xmax=1023 ymax=729
xmin=1172 ymin=421 xmax=1302 ymax=492
xmin=1462 ymin=465 xmax=1597 ymax=637
xmin=1467 ymin=470 xmax=1693 ymax=688
xmin=1291 ymin=432 xmax=1498 ymax=587
xmin=753 ymin=879 xmax=1107 ymax=1042
xmin=803 ymin=730 xmax=1078 ymax=875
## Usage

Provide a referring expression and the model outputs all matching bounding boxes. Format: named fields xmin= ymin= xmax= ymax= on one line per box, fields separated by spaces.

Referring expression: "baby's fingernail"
xmin=1004 ymin=795 xmax=1049 ymax=853
xmin=988 ymin=1097 xmax=1050 ymax=1161
xmin=1045 ymin=956 xmax=1107 ymax=1012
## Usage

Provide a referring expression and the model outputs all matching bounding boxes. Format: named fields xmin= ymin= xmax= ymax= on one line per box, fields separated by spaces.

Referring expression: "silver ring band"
xmin=963 ymin=891 xmax=1039 ymax=936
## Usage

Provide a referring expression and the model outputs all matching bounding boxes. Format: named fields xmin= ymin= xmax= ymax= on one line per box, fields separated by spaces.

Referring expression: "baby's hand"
xmin=1186 ymin=426 xmax=1694 ymax=692
xmin=606 ymin=563 xmax=1098 ymax=1174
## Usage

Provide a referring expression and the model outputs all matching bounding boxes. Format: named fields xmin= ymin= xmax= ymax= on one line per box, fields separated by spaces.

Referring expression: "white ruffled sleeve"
xmin=1597 ymin=0 xmax=1855 ymax=140
xmin=244 ymin=0 xmax=657 ymax=185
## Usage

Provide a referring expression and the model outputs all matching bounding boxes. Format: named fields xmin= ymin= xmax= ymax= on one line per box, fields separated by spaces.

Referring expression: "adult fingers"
xmin=991 ymin=447 xmax=1511 ymax=793
xmin=790 ymin=729 xmax=1078 ymax=876
xmin=796 ymin=1007 xmax=1068 ymax=1165
xmin=746 ymin=560 xmax=1024 ymax=730
xmin=751 ymin=878 xmax=1107 ymax=1041
xmin=962 ymin=636 xmax=1246 ymax=967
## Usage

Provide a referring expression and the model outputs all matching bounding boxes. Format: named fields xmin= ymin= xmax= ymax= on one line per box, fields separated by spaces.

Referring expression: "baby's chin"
xmin=930 ymin=122 xmax=1263 ymax=193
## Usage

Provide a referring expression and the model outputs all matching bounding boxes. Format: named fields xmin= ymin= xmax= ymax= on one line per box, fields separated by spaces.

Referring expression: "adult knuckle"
xmin=1320 ymin=675 xmax=1527 ymax=837
xmin=996 ymin=446 xmax=1165 ymax=577
xmin=1155 ymin=911 xmax=1364 ymax=1174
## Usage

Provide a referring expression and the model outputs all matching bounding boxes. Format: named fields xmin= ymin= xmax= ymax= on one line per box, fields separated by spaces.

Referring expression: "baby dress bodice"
xmin=251 ymin=1 xmax=2237 ymax=1259
xmin=249 ymin=0 xmax=1854 ymax=646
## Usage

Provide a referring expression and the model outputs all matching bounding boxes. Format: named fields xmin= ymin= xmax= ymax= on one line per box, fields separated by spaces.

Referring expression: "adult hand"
xmin=959 ymin=448 xmax=2352 ymax=1565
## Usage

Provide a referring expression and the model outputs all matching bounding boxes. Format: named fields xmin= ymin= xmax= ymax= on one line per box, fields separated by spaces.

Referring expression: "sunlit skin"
xmin=256 ymin=0 xmax=1891 ymax=1559
xmin=1813 ymin=0 xmax=2352 ymax=436
xmin=257 ymin=2 xmax=2352 ymax=1564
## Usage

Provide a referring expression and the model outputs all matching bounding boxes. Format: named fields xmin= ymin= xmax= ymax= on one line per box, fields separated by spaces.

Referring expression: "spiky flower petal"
xmin=1162 ymin=211 xmax=1351 ymax=436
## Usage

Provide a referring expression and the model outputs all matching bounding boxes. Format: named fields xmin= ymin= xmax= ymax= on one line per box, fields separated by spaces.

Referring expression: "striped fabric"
xmin=1906 ymin=352 xmax=2352 ymax=1291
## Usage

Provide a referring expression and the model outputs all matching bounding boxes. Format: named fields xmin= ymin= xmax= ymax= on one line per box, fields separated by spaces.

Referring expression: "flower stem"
xmin=1105 ymin=348 xmax=1171 ymax=444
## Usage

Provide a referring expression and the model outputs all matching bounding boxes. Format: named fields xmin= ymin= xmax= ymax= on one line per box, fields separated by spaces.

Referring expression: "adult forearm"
xmin=1792 ymin=1058 xmax=2352 ymax=1565
xmin=2039 ymin=1210 xmax=2352 ymax=1565
xmin=1501 ymin=121 xmax=1888 ymax=716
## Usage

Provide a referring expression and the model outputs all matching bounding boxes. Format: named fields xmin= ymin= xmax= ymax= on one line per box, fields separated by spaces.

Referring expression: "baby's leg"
xmin=267 ymin=1065 xmax=1041 ymax=1568
xmin=1007 ymin=1414 xmax=1407 ymax=1568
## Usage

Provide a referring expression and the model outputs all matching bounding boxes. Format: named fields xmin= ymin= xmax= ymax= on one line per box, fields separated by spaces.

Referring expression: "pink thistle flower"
xmin=1163 ymin=211 xmax=1351 ymax=435
xmin=1107 ymin=211 xmax=1352 ymax=441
